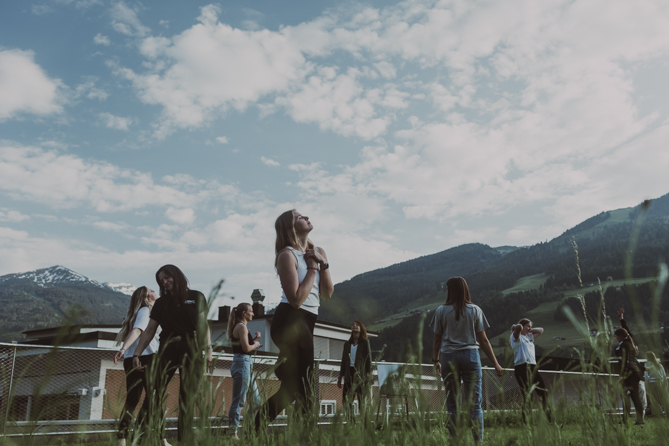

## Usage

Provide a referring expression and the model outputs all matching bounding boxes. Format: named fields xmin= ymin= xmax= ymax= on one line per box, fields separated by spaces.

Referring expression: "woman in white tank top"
xmin=255 ymin=209 xmax=334 ymax=430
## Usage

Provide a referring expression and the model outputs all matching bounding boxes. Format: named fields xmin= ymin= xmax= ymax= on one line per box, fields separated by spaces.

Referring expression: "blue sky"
xmin=1 ymin=0 xmax=669 ymax=311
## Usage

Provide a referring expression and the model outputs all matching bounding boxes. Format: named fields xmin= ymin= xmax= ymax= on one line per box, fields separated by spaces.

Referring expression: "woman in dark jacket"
xmin=337 ymin=321 xmax=372 ymax=416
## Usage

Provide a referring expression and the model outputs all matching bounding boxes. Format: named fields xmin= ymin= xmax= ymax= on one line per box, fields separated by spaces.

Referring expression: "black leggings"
xmin=155 ymin=339 xmax=202 ymax=442
xmin=514 ymin=363 xmax=551 ymax=422
xmin=622 ymin=376 xmax=644 ymax=424
xmin=117 ymin=355 xmax=154 ymax=439
xmin=342 ymin=367 xmax=368 ymax=417
xmin=256 ymin=303 xmax=317 ymax=429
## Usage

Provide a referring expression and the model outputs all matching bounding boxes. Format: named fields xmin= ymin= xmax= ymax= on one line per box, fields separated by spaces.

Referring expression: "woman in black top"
xmin=337 ymin=320 xmax=372 ymax=418
xmin=133 ymin=265 xmax=212 ymax=443
xmin=226 ymin=302 xmax=261 ymax=438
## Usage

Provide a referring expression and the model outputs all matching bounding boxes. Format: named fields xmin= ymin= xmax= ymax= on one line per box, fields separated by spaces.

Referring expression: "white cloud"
xmin=76 ymin=80 xmax=108 ymax=100
xmin=0 ymin=142 xmax=237 ymax=212
xmin=94 ymin=33 xmax=111 ymax=46
xmin=260 ymin=156 xmax=280 ymax=167
xmin=99 ymin=112 xmax=133 ymax=130
xmin=116 ymin=4 xmax=310 ymax=137
xmin=276 ymin=67 xmax=409 ymax=139
xmin=92 ymin=221 xmax=129 ymax=232
xmin=31 ymin=4 xmax=54 ymax=15
xmin=0 ymin=49 xmax=64 ymax=120
xmin=0 ymin=209 xmax=30 ymax=223
xmin=110 ymin=1 xmax=149 ymax=37
xmin=165 ymin=207 xmax=196 ymax=225
xmin=216 ymin=136 xmax=229 ymax=144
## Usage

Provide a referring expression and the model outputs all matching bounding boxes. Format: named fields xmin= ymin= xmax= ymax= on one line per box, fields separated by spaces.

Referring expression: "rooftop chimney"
xmin=251 ymin=289 xmax=265 ymax=317
xmin=251 ymin=289 xmax=265 ymax=303
xmin=218 ymin=305 xmax=230 ymax=322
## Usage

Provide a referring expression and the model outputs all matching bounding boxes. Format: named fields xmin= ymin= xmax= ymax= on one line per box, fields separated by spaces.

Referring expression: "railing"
xmin=0 ymin=343 xmax=625 ymax=437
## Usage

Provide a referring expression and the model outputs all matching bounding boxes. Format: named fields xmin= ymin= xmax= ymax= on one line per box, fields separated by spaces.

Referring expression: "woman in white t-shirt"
xmin=113 ymin=286 xmax=165 ymax=446
xmin=510 ymin=318 xmax=551 ymax=422
xmin=255 ymin=209 xmax=334 ymax=431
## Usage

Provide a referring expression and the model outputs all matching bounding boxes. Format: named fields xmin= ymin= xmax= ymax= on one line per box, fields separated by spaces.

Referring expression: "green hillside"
xmin=329 ymin=193 xmax=669 ymax=362
xmin=320 ymin=243 xmax=505 ymax=325
xmin=0 ymin=280 xmax=129 ymax=342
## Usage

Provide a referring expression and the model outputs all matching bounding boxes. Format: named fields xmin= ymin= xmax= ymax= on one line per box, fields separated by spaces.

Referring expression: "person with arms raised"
xmin=510 ymin=318 xmax=552 ymax=422
xmin=255 ymin=210 xmax=334 ymax=431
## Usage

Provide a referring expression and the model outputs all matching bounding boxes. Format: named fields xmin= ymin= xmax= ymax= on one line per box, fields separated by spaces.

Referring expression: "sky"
xmin=1 ymin=0 xmax=669 ymax=312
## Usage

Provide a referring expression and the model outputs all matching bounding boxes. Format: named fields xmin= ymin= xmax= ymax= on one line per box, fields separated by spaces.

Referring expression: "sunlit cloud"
xmin=0 ymin=49 xmax=64 ymax=120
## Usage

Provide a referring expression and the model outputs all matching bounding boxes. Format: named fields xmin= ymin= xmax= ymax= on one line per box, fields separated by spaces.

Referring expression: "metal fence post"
xmin=483 ymin=369 xmax=490 ymax=411
xmin=2 ymin=344 xmax=18 ymax=433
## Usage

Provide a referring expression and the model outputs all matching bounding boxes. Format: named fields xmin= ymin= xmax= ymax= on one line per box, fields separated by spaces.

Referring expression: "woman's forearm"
xmin=432 ymin=333 xmax=441 ymax=361
xmin=133 ymin=320 xmax=158 ymax=357
xmin=319 ymin=268 xmax=334 ymax=301
xmin=134 ymin=331 xmax=151 ymax=357
xmin=479 ymin=338 xmax=500 ymax=367
xmin=121 ymin=328 xmax=143 ymax=352
xmin=286 ymin=270 xmax=318 ymax=308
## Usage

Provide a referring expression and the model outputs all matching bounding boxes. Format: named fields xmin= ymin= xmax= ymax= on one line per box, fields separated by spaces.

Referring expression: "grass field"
xmin=12 ymin=415 xmax=667 ymax=446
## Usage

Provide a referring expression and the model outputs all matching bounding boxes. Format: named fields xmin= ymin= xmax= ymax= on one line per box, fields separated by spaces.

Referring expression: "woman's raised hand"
xmin=305 ymin=254 xmax=320 ymax=270
xmin=305 ymin=249 xmax=326 ymax=265
xmin=617 ymin=308 xmax=625 ymax=320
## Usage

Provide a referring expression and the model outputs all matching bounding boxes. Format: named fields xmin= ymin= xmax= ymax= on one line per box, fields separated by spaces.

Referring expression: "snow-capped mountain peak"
xmin=0 ymin=265 xmax=134 ymax=294
xmin=103 ymin=282 xmax=136 ymax=296
xmin=0 ymin=265 xmax=101 ymax=287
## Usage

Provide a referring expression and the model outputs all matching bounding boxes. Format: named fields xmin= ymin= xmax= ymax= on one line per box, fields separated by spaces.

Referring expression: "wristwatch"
xmin=321 ymin=263 xmax=329 ymax=270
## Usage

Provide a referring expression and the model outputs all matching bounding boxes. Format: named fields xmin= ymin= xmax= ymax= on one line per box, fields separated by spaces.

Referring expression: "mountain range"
xmin=0 ymin=266 xmax=131 ymax=341
xmin=2 ymin=194 xmax=669 ymax=357
xmin=320 ymin=192 xmax=669 ymax=361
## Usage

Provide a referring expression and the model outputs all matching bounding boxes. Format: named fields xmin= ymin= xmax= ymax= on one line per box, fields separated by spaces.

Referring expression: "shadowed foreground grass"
xmin=4 ymin=413 xmax=667 ymax=446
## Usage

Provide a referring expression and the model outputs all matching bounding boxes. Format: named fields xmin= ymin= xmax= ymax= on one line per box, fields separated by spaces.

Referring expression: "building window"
xmin=314 ymin=336 xmax=330 ymax=359
xmin=320 ymin=400 xmax=336 ymax=417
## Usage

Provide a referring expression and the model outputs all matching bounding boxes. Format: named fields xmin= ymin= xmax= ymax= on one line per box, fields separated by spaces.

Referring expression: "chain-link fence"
xmin=0 ymin=343 xmax=624 ymax=438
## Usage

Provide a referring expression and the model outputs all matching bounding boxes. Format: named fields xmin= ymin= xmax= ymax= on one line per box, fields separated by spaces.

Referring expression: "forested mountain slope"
xmin=0 ymin=266 xmax=130 ymax=341
xmin=320 ymin=193 xmax=669 ymax=362
xmin=319 ymin=243 xmax=509 ymax=325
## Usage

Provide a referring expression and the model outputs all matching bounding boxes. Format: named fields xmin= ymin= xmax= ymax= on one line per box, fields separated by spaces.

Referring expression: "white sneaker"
xmin=163 ymin=439 xmax=172 ymax=446
xmin=117 ymin=440 xmax=126 ymax=446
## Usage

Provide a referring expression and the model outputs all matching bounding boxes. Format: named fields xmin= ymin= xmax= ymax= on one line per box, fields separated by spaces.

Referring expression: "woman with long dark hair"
xmin=133 ymin=265 xmax=212 ymax=443
xmin=113 ymin=286 xmax=168 ymax=446
xmin=510 ymin=318 xmax=551 ymax=422
xmin=227 ymin=302 xmax=261 ymax=438
xmin=430 ymin=277 xmax=503 ymax=443
xmin=614 ymin=325 xmax=645 ymax=425
xmin=255 ymin=210 xmax=334 ymax=430
xmin=337 ymin=320 xmax=372 ymax=418
xmin=614 ymin=308 xmax=646 ymax=424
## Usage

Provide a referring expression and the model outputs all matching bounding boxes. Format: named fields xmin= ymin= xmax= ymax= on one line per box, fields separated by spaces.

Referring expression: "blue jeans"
xmin=440 ymin=349 xmax=484 ymax=442
xmin=228 ymin=354 xmax=260 ymax=434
